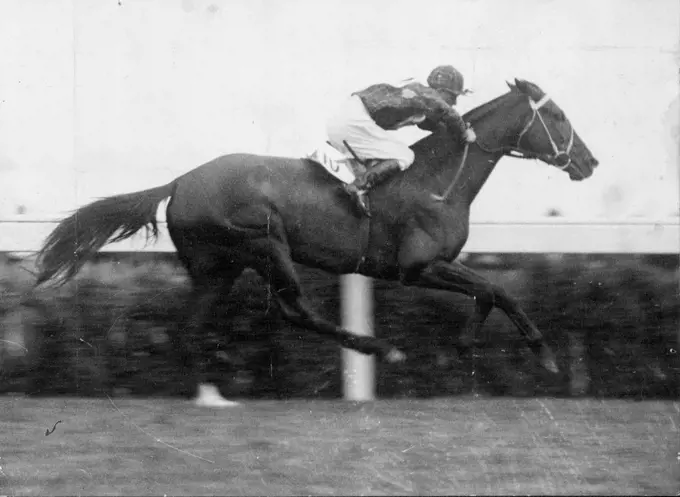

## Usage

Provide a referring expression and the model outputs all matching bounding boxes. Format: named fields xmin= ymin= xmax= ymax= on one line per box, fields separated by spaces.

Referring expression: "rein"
xmin=431 ymin=93 xmax=575 ymax=202
xmin=431 ymin=142 xmax=469 ymax=202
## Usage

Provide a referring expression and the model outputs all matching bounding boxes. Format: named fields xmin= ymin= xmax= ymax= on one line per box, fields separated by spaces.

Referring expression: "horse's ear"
xmin=514 ymin=78 xmax=544 ymax=100
xmin=514 ymin=78 xmax=529 ymax=93
xmin=506 ymin=80 xmax=517 ymax=91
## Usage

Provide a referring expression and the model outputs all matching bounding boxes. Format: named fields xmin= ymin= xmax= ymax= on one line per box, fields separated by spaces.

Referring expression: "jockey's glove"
xmin=464 ymin=128 xmax=477 ymax=143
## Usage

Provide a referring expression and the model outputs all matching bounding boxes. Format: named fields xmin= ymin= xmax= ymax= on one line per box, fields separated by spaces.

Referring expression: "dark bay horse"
xmin=34 ymin=78 xmax=598 ymax=406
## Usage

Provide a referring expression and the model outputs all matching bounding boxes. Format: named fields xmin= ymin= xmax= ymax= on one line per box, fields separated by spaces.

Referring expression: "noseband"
xmin=515 ymin=94 xmax=574 ymax=170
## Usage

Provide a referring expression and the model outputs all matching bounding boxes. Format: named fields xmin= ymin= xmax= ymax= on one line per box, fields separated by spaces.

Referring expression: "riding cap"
xmin=427 ymin=65 xmax=472 ymax=96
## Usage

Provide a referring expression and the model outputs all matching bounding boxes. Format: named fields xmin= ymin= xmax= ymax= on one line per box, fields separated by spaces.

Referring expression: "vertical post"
xmin=677 ymin=122 xmax=680 ymax=395
xmin=568 ymin=332 xmax=589 ymax=396
xmin=341 ymin=273 xmax=375 ymax=401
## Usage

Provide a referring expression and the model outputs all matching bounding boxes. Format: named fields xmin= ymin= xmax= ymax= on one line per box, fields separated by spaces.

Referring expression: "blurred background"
xmin=0 ymin=0 xmax=678 ymax=400
xmin=0 ymin=252 xmax=677 ymax=400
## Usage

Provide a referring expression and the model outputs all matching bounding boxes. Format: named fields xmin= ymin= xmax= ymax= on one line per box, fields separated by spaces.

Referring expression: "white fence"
xmin=1 ymin=217 xmax=679 ymax=401
xmin=1 ymin=218 xmax=679 ymax=254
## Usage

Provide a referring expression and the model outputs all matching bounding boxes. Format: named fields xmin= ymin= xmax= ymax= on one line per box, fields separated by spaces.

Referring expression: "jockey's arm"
xmin=408 ymin=84 xmax=468 ymax=143
xmin=415 ymin=117 xmax=440 ymax=132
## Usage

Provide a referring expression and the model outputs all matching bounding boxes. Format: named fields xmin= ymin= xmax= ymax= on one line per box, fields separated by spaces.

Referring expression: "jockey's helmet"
xmin=427 ymin=65 xmax=471 ymax=100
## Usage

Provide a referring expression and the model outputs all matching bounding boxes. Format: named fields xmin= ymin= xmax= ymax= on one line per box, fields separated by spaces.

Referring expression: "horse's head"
xmin=473 ymin=78 xmax=599 ymax=181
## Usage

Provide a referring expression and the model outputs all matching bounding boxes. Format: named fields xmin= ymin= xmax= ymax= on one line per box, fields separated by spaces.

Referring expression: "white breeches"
xmin=325 ymin=95 xmax=415 ymax=171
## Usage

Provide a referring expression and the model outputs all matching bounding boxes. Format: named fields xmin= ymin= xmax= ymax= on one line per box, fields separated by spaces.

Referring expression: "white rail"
xmin=1 ymin=219 xmax=678 ymax=254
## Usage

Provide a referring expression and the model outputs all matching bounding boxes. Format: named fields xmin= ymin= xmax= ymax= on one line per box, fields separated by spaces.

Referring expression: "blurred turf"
xmin=1 ymin=396 xmax=678 ymax=495
xmin=0 ymin=253 xmax=678 ymax=399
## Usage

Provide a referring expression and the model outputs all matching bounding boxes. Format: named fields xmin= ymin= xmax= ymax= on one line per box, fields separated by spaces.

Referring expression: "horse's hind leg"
xmin=174 ymin=255 xmax=245 ymax=408
xmin=252 ymin=240 xmax=405 ymax=363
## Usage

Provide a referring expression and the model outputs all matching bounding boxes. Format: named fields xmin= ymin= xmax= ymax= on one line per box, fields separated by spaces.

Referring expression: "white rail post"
xmin=341 ymin=273 xmax=375 ymax=401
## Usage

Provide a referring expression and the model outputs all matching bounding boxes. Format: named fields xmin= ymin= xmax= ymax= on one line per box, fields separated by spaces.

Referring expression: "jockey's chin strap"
xmin=432 ymin=93 xmax=575 ymax=202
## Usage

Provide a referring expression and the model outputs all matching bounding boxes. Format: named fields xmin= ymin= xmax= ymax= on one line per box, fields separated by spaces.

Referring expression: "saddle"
xmin=306 ymin=141 xmax=379 ymax=185
xmin=306 ymin=141 xmax=378 ymax=217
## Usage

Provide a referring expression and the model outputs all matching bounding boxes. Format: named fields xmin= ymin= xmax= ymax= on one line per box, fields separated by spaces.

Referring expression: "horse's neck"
xmin=460 ymin=145 xmax=503 ymax=204
xmin=408 ymin=133 xmax=503 ymax=206
xmin=404 ymin=90 xmax=520 ymax=205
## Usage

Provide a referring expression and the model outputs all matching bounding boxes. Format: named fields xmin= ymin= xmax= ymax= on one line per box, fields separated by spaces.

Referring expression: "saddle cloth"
xmin=306 ymin=142 xmax=367 ymax=184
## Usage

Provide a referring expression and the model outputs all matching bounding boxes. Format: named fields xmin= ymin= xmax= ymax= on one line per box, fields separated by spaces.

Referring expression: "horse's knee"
xmin=489 ymin=284 xmax=516 ymax=309
xmin=398 ymin=265 xmax=424 ymax=286
xmin=474 ymin=284 xmax=496 ymax=307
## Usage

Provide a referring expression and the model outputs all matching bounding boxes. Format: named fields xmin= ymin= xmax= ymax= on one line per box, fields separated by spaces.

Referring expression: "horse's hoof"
xmin=194 ymin=398 xmax=241 ymax=408
xmin=543 ymin=359 xmax=559 ymax=374
xmin=193 ymin=383 xmax=241 ymax=408
xmin=385 ymin=349 xmax=406 ymax=363
xmin=541 ymin=348 xmax=559 ymax=374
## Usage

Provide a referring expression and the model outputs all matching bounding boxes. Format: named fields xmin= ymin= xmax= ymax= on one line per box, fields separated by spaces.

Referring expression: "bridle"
xmin=478 ymin=93 xmax=575 ymax=170
xmin=433 ymin=92 xmax=575 ymax=202
xmin=513 ymin=94 xmax=574 ymax=170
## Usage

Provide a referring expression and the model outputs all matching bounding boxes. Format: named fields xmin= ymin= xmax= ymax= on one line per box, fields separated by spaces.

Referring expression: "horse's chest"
xmin=440 ymin=220 xmax=469 ymax=259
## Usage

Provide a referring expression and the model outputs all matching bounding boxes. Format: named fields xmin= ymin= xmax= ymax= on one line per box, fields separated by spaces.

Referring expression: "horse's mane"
xmin=411 ymin=89 xmax=514 ymax=154
xmin=402 ymin=88 xmax=515 ymax=183
xmin=396 ymin=87 xmax=514 ymax=188
xmin=388 ymin=80 xmax=551 ymax=196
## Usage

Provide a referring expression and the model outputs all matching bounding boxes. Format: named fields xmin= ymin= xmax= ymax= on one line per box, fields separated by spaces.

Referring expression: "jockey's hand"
xmin=464 ymin=128 xmax=477 ymax=143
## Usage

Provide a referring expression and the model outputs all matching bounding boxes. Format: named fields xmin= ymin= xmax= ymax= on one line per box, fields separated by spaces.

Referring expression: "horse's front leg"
xmin=403 ymin=260 xmax=558 ymax=374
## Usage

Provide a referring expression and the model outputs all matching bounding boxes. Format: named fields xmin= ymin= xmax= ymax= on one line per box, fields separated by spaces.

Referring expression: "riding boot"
xmin=342 ymin=159 xmax=402 ymax=217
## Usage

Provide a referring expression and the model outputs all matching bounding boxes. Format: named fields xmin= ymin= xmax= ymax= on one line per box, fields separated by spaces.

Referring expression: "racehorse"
xmin=34 ymin=78 xmax=599 ymax=407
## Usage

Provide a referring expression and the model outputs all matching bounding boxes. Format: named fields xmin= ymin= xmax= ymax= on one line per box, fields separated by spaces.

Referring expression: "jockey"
xmin=326 ymin=64 xmax=477 ymax=217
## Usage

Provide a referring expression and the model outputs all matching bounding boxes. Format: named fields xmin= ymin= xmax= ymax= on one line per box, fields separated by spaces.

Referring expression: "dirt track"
xmin=2 ymin=396 xmax=678 ymax=495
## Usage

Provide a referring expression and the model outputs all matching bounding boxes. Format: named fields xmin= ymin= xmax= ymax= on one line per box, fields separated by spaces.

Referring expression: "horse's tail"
xmin=34 ymin=181 xmax=176 ymax=287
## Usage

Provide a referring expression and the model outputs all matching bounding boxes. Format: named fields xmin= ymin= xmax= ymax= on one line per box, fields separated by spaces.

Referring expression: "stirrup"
xmin=354 ymin=192 xmax=371 ymax=218
xmin=345 ymin=187 xmax=371 ymax=217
